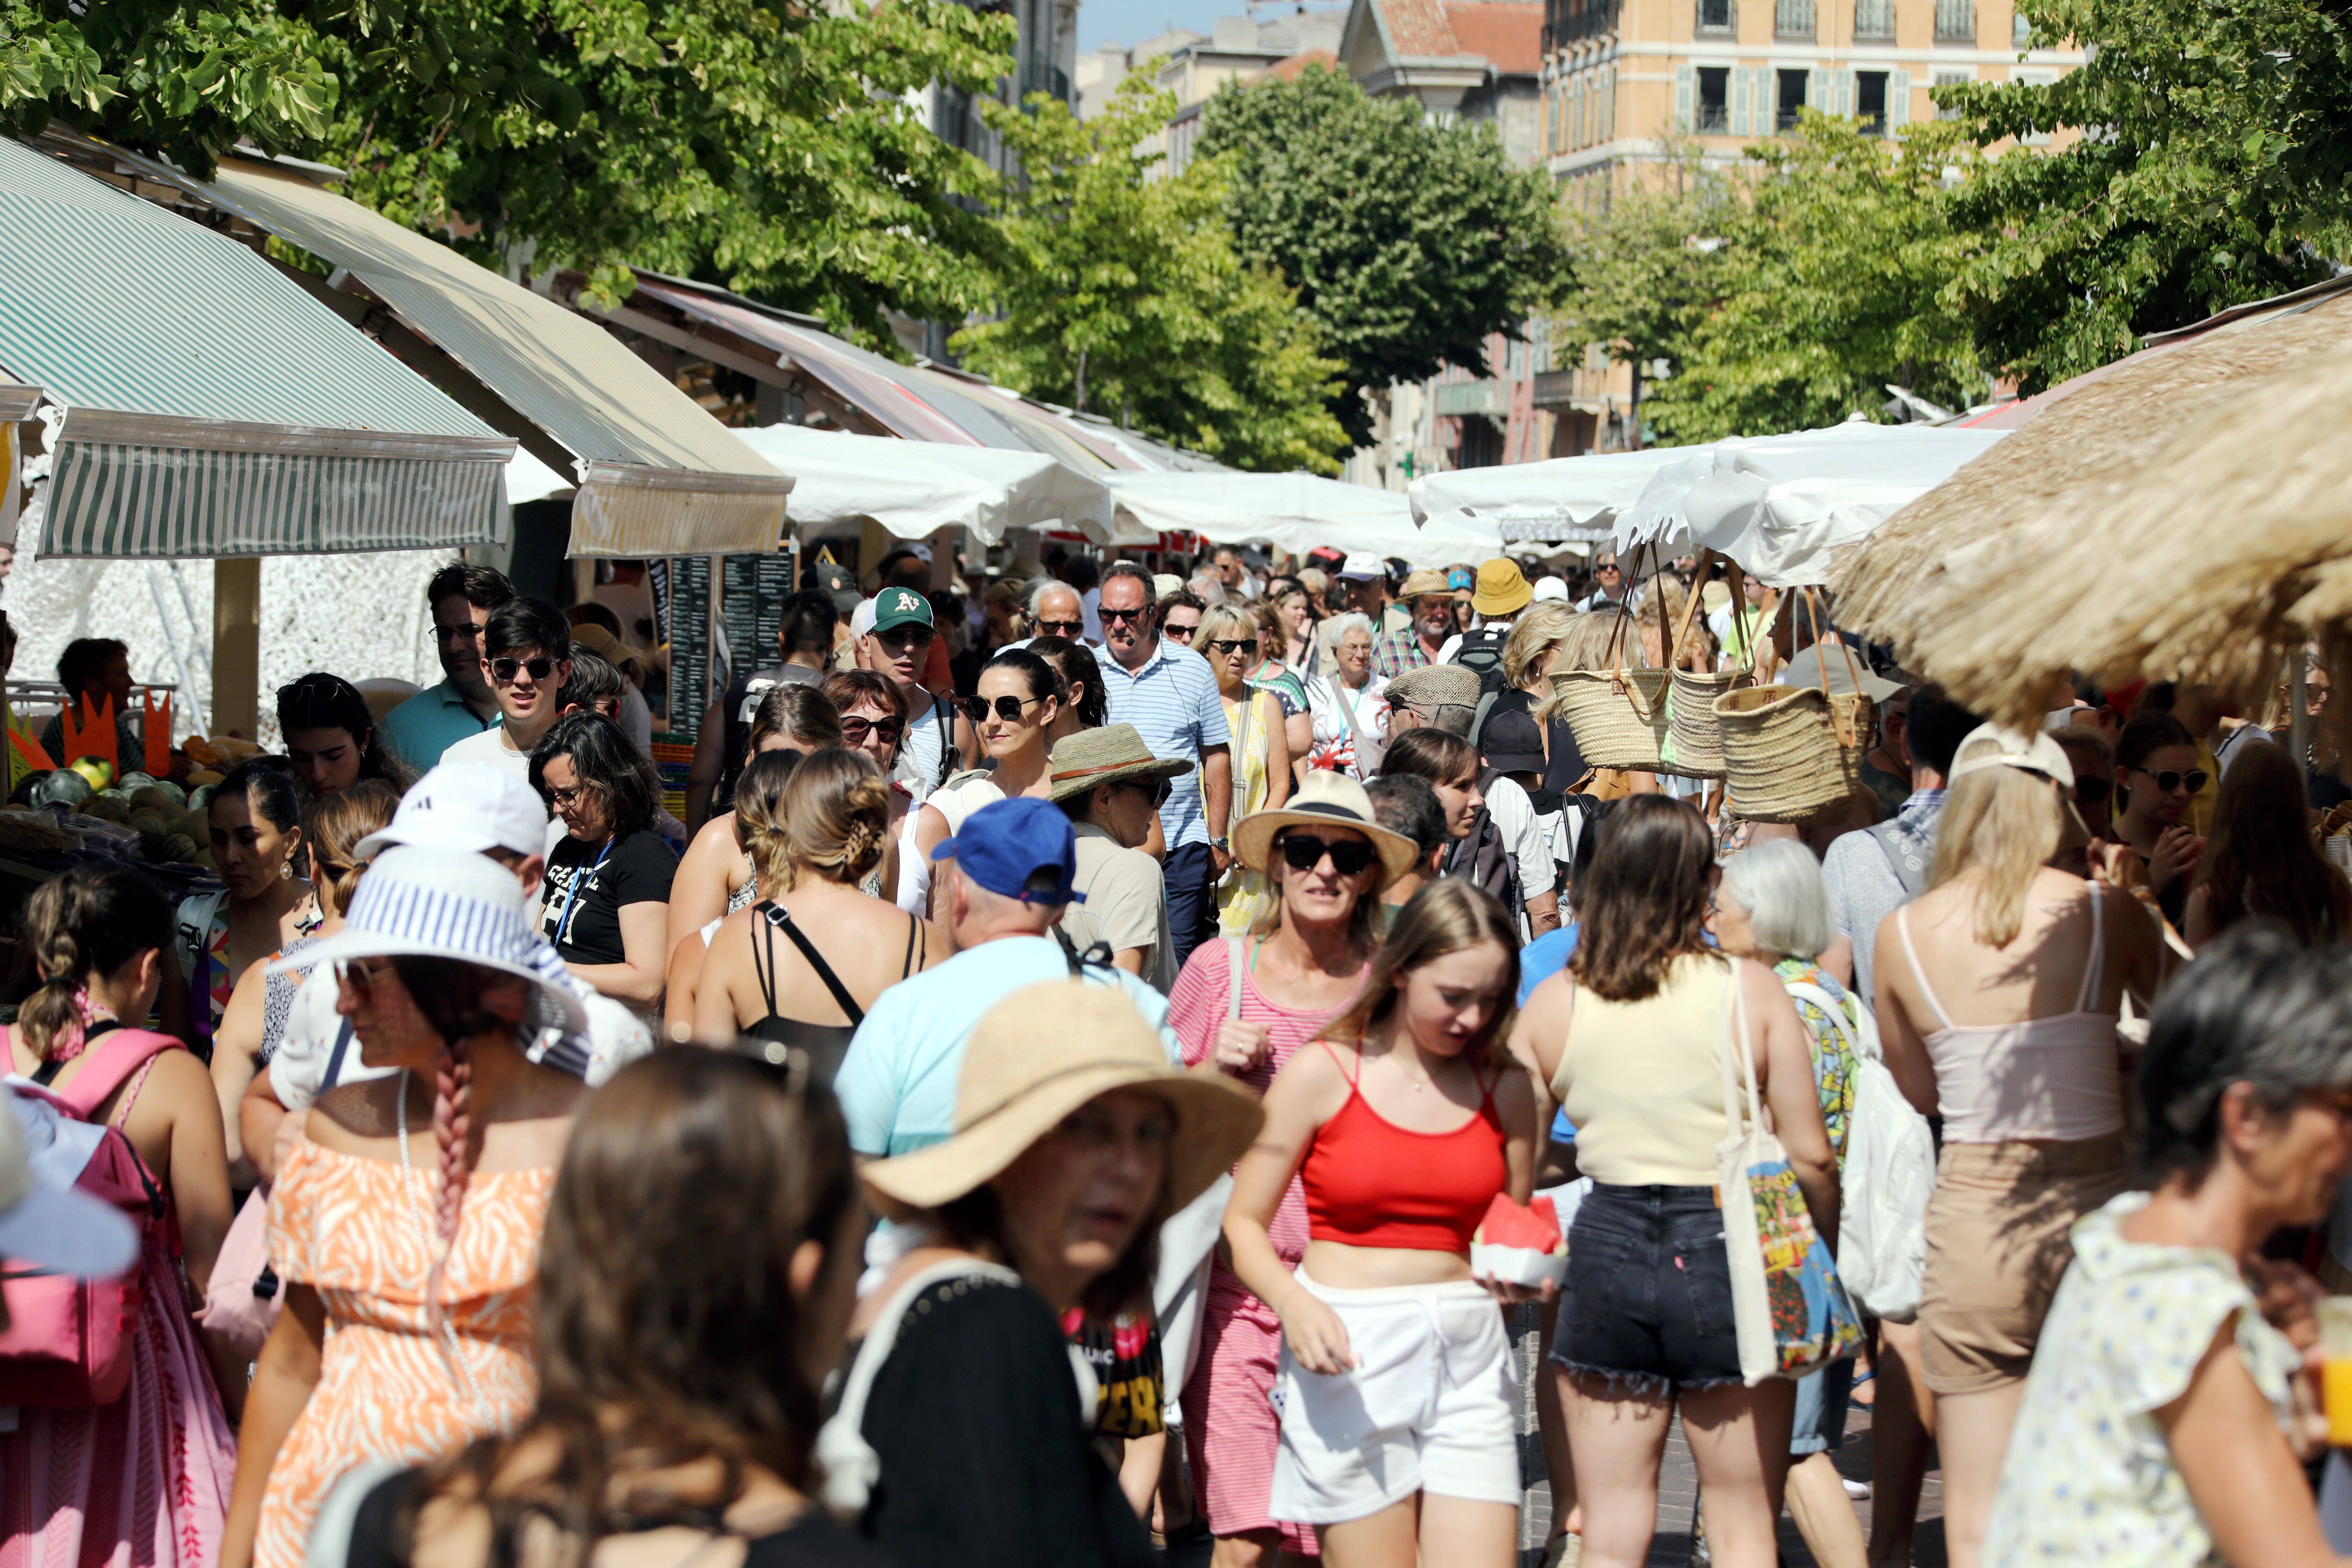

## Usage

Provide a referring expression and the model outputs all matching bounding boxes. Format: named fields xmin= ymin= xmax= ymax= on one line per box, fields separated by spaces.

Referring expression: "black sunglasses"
xmin=1099 ymin=606 xmax=1148 ymax=624
xmin=961 ymin=693 xmax=1046 ymax=724
xmin=489 ymin=656 xmax=557 ymax=685
xmin=1208 ymin=638 xmax=1258 ymax=656
xmin=1034 ymin=618 xmax=1085 ymax=635
xmin=1276 ymin=832 xmax=1376 ymax=876
xmin=1117 ymin=776 xmax=1175 ymax=808
xmin=1162 ymin=622 xmax=1199 ymax=640
xmin=2074 ymin=776 xmax=2112 ymax=806
xmin=2128 ymin=766 xmax=2208 ymax=795
xmin=840 ymin=715 xmax=905 ymax=744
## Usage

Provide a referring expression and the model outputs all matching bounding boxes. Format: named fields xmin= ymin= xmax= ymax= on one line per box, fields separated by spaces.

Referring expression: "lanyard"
xmin=553 ymin=835 xmax=615 ymax=949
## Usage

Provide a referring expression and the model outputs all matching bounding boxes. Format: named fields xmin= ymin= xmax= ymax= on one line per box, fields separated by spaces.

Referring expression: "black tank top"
xmin=748 ymin=901 xmax=925 ymax=1087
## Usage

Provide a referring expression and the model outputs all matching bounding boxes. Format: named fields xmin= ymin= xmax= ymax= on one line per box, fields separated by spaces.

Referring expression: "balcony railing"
xmin=1775 ymin=0 xmax=1815 ymax=38
xmin=1696 ymin=0 xmax=1734 ymax=31
xmin=1696 ymin=104 xmax=1729 ymax=132
xmin=1934 ymin=0 xmax=1975 ymax=41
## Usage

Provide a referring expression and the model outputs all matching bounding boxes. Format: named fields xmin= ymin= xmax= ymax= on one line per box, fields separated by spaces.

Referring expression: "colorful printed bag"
xmin=1715 ymin=964 xmax=1865 ymax=1383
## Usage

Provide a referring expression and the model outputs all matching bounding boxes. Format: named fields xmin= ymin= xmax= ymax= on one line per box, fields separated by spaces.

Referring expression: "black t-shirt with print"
xmin=540 ymin=829 xmax=676 ymax=967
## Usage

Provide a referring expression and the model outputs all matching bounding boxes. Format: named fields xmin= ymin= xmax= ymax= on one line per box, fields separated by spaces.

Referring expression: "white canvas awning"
xmin=733 ymin=424 xmax=1112 ymax=545
xmin=1105 ymin=471 xmax=1501 ymax=567
xmin=118 ymin=148 xmax=792 ymax=557
xmin=1408 ymin=447 xmax=1697 ymax=542
xmin=1611 ymin=422 xmax=2009 ymax=586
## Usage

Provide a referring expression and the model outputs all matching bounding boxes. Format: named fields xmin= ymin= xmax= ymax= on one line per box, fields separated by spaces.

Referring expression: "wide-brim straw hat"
xmin=1471 ymin=558 xmax=1532 ymax=617
xmin=1229 ymin=771 xmax=1421 ymax=891
xmin=861 ymin=982 xmax=1262 ymax=1219
xmin=1397 ymin=568 xmax=1450 ymax=601
xmin=271 ymin=845 xmax=588 ymax=1038
xmin=1046 ymin=723 xmax=1194 ymax=804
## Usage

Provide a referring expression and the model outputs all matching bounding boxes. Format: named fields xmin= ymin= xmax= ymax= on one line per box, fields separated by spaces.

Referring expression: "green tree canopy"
xmin=1943 ymin=0 xmax=2352 ymax=389
xmin=954 ymin=78 xmax=1346 ymax=473
xmin=1193 ymin=64 xmax=1568 ymax=445
xmin=0 ymin=0 xmax=1017 ymax=343
xmin=1647 ymin=114 xmax=1983 ymax=442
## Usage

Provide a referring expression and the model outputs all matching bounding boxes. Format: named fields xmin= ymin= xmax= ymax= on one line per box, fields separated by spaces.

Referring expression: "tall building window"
xmin=1934 ymin=0 xmax=1975 ymax=41
xmin=1696 ymin=0 xmax=1734 ymax=30
xmin=1856 ymin=70 xmax=1889 ymax=133
xmin=2013 ymin=4 xmax=2032 ymax=44
xmin=1853 ymin=0 xmax=1893 ymax=37
xmin=1933 ymin=68 xmax=1972 ymax=117
xmin=1776 ymin=67 xmax=1807 ymax=129
xmin=1696 ymin=66 xmax=1730 ymax=132
xmin=1775 ymin=0 xmax=1815 ymax=38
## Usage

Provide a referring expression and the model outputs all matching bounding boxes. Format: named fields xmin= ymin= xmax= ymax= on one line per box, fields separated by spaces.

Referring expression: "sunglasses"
xmin=1162 ymin=622 xmax=1199 ymax=641
xmin=1034 ymin=618 xmax=1085 ymax=635
xmin=490 ymin=656 xmax=557 ymax=685
xmin=2074 ymin=776 xmax=2112 ymax=806
xmin=840 ymin=716 xmax=905 ymax=744
xmin=1099 ymin=606 xmax=1148 ymax=624
xmin=2128 ymin=766 xmax=2208 ymax=795
xmin=962 ymin=693 xmax=1047 ymax=724
xmin=1118 ymin=776 xmax=1175 ymax=808
xmin=1208 ymin=638 xmax=1258 ymax=656
xmin=1276 ymin=832 xmax=1376 ymax=876
xmin=335 ymin=958 xmax=397 ymax=997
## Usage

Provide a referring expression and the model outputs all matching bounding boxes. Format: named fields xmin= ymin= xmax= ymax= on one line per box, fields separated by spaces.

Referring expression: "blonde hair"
xmin=1196 ymin=602 xmax=1259 ymax=650
xmin=1328 ymin=879 xmax=1519 ymax=1070
xmin=776 ymin=748 xmax=891 ymax=891
xmin=1502 ymin=601 xmax=1581 ymax=691
xmin=1929 ymin=737 xmax=2065 ymax=946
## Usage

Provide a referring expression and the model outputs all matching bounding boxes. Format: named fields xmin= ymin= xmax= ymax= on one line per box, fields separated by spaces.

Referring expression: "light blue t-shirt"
xmin=380 ymin=678 xmax=498 ymax=773
xmin=835 ymin=934 xmax=1185 ymax=1159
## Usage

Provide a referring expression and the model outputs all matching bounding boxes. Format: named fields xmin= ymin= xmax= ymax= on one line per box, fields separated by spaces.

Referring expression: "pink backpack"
xmin=0 ymin=1028 xmax=177 ymax=1406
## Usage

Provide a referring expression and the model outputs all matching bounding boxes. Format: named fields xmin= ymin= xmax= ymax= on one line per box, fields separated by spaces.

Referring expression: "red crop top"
xmin=1300 ymin=1042 xmax=1509 ymax=1254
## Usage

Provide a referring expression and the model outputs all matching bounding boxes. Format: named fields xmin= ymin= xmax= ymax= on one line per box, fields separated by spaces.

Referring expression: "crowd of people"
xmin=3 ymin=539 xmax=2351 ymax=1568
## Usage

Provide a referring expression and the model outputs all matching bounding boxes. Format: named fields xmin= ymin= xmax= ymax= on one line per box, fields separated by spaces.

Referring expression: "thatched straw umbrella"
xmin=1831 ymin=279 xmax=2352 ymax=729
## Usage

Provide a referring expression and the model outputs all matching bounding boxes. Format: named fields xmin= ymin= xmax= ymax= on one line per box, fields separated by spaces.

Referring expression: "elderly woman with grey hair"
xmin=1708 ymin=838 xmax=1867 ymax=1568
xmin=1981 ymin=922 xmax=2352 ymax=1568
xmin=1304 ymin=610 xmax=1390 ymax=779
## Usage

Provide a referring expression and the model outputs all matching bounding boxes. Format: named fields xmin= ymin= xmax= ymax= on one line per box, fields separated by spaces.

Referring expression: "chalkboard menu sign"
xmin=721 ymin=552 xmax=799 ymax=680
xmin=664 ymin=556 xmax=714 ymax=741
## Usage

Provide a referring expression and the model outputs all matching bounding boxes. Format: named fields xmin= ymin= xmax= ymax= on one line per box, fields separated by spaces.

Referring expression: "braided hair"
xmin=18 ymin=863 xmax=173 ymax=1061
xmin=389 ymin=955 xmax=512 ymax=1338
xmin=777 ymin=748 xmax=891 ymax=891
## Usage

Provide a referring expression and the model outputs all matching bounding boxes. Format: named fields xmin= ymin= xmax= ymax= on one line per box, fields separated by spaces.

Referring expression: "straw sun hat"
xmin=1229 ymin=771 xmax=1422 ymax=891
xmin=1046 ymin=724 xmax=1193 ymax=804
xmin=860 ymin=982 xmax=1262 ymax=1219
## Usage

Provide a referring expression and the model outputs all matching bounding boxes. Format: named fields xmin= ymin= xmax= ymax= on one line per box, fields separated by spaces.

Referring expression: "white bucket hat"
xmin=270 ymin=845 xmax=588 ymax=1037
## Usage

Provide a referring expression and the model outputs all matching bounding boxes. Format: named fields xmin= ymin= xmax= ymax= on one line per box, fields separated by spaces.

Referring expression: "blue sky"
xmin=1079 ymin=0 xmax=1233 ymax=54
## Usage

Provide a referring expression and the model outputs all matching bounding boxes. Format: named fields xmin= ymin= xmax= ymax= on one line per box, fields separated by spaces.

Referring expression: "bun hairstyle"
xmin=303 ymin=780 xmax=402 ymax=919
xmin=215 ymin=756 xmax=306 ymax=848
xmin=778 ymin=748 xmax=891 ymax=891
xmin=732 ymin=749 xmax=805 ymax=897
xmin=19 ymin=863 xmax=174 ymax=1062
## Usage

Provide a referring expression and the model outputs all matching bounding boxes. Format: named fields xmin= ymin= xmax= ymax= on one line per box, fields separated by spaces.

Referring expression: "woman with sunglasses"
xmin=1167 ymin=772 xmax=1404 ymax=1568
xmin=1158 ymin=589 xmax=1207 ymax=652
xmin=275 ymin=672 xmax=412 ymax=799
xmin=1872 ymin=726 xmax=2168 ymax=1568
xmin=529 ymin=713 xmax=675 ymax=1013
xmin=2112 ymin=711 xmax=2207 ymax=927
xmin=1197 ymin=604 xmax=1292 ymax=938
xmin=667 ymin=685 xmax=845 ymax=964
xmin=821 ymin=670 xmax=921 ymax=905
xmin=907 ymin=650 xmax=1065 ymax=923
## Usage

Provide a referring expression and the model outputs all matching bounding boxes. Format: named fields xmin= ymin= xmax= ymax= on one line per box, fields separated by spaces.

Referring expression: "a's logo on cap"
xmin=888 ymin=589 xmax=921 ymax=612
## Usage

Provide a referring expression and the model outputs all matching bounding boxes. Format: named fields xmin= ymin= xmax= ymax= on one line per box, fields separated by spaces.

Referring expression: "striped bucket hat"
xmin=270 ymin=844 xmax=587 ymax=1036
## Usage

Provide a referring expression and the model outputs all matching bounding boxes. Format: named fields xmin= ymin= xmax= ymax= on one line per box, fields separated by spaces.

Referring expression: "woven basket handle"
xmin=1801 ymin=586 xmax=1863 ymax=749
xmin=1600 ymin=544 xmax=1640 ymax=673
xmin=1668 ymin=549 xmax=1715 ymax=670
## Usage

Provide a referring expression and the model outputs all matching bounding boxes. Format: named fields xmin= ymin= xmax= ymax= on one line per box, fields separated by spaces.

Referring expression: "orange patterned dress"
xmin=254 ymin=1133 xmax=554 ymax=1568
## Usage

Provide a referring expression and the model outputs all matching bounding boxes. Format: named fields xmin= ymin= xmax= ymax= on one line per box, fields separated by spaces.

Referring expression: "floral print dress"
xmin=1772 ymin=957 xmax=1856 ymax=1161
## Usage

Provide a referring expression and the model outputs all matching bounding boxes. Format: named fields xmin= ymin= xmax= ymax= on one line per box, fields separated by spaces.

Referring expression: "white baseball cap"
xmin=0 ymin=1087 xmax=140 ymax=1278
xmin=1532 ymin=575 xmax=1569 ymax=603
xmin=355 ymin=761 xmax=548 ymax=860
xmin=1949 ymin=723 xmax=2076 ymax=789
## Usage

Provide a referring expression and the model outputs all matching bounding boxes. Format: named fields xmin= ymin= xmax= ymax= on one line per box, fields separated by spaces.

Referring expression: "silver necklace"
xmin=395 ymin=1069 xmax=496 ymax=1427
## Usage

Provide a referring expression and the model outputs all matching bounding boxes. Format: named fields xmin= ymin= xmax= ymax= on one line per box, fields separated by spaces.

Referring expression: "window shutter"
xmin=1834 ymin=68 xmax=1855 ymax=117
xmin=1806 ymin=67 xmax=1831 ymax=113
xmin=1606 ymin=67 xmax=1618 ymax=139
xmin=1675 ymin=63 xmax=1696 ymax=131
xmin=1889 ymin=68 xmax=1912 ymax=130
xmin=1730 ymin=63 xmax=1753 ymax=135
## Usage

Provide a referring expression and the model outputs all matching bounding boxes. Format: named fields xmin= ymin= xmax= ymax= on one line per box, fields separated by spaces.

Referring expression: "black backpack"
xmin=1451 ymin=626 xmax=1513 ymax=748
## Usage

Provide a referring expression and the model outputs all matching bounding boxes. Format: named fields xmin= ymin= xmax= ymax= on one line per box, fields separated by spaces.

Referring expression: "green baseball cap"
xmin=872 ymin=586 xmax=934 ymax=635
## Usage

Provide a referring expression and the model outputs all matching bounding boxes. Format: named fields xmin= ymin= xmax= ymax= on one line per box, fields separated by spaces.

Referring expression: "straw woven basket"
xmin=1663 ymin=667 xmax=1750 ymax=779
xmin=1553 ymin=668 xmax=1672 ymax=771
xmin=1714 ymin=685 xmax=1869 ymax=822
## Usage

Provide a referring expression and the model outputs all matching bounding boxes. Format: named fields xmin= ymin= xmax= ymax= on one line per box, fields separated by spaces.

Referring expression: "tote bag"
xmin=1715 ymin=967 xmax=1865 ymax=1384
xmin=1785 ymin=981 xmax=1933 ymax=1323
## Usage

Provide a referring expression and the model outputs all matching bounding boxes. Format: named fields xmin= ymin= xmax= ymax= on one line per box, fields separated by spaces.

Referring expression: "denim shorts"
xmin=1551 ymin=1182 xmax=1742 ymax=1394
xmin=1790 ymin=1356 xmax=1854 ymax=1455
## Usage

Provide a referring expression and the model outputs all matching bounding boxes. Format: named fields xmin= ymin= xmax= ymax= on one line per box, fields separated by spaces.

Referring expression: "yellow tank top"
xmin=1550 ymin=951 xmax=1734 ymax=1187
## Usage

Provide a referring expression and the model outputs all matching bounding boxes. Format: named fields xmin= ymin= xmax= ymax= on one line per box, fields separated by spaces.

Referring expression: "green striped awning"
xmin=0 ymin=140 xmax=513 ymax=559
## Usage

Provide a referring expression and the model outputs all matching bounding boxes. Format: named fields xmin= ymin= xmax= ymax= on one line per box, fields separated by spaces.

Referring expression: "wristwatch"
xmin=1209 ymin=835 xmax=1231 ymax=852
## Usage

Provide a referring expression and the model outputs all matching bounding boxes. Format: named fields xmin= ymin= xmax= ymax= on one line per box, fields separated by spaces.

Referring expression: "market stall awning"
xmin=119 ymin=151 xmax=791 ymax=557
xmin=0 ymin=140 xmax=514 ymax=559
xmin=1407 ymin=446 xmax=1693 ymax=543
xmin=1105 ymin=471 xmax=1499 ymax=567
xmin=1611 ymin=422 xmax=2008 ymax=587
xmin=0 ymin=385 xmax=41 ymax=422
xmin=734 ymin=424 xmax=1111 ymax=544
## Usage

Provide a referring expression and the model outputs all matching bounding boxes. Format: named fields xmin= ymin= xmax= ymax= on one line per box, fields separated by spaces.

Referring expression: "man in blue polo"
xmin=835 ymin=796 xmax=1180 ymax=1161
xmin=1091 ymin=561 xmax=1231 ymax=971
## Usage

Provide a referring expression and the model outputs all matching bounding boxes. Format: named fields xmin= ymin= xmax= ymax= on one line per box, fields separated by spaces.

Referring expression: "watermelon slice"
xmin=1471 ymin=1194 xmax=1568 ymax=1287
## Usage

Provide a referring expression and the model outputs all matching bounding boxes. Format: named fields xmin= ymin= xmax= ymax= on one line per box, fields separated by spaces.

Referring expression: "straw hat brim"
xmin=1045 ymin=754 xmax=1195 ymax=804
xmin=1471 ymin=581 xmax=1532 ymax=616
xmin=1230 ymin=802 xmax=1421 ymax=892
xmin=272 ymin=929 xmax=590 ymax=1038
xmin=861 ymin=1061 xmax=1263 ymax=1220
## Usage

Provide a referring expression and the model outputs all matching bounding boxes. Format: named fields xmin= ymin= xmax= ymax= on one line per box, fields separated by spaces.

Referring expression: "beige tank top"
xmin=1549 ymin=951 xmax=1735 ymax=1187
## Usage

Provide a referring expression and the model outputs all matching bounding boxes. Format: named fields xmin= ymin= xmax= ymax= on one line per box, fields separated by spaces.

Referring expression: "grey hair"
xmin=1718 ymin=838 xmax=1834 ymax=961
xmin=1186 ymin=573 xmax=1228 ymax=606
xmin=1326 ymin=611 xmax=1374 ymax=644
xmin=1024 ymin=578 xmax=1081 ymax=617
xmin=2140 ymin=921 xmax=2352 ymax=1185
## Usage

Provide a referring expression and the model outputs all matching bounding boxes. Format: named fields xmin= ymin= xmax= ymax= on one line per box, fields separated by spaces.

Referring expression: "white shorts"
xmin=1268 ymin=1268 xmax=1519 ymax=1525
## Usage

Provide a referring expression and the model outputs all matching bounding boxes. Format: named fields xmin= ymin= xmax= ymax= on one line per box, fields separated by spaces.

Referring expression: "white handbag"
xmin=1787 ymin=981 xmax=1935 ymax=1323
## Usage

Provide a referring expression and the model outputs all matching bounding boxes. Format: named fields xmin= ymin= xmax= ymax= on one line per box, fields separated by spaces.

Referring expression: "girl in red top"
xmin=1224 ymin=878 xmax=1546 ymax=1568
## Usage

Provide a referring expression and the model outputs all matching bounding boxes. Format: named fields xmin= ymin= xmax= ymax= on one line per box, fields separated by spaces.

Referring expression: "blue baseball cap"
xmin=931 ymin=796 xmax=1086 ymax=905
